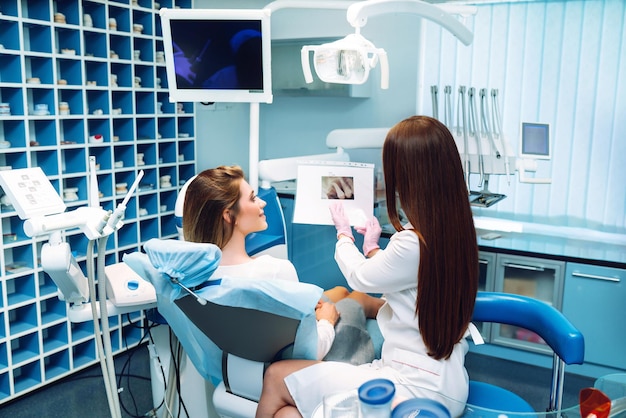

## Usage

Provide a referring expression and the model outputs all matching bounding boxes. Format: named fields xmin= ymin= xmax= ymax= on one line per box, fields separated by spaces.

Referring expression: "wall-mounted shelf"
xmin=0 ymin=0 xmax=195 ymax=404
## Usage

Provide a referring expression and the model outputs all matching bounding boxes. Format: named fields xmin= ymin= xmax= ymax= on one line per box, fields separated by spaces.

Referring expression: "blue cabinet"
xmin=562 ymin=263 xmax=626 ymax=370
xmin=0 ymin=0 xmax=195 ymax=405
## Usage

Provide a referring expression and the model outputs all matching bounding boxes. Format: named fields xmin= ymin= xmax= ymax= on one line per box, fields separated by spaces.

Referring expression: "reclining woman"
xmin=182 ymin=165 xmax=384 ymax=362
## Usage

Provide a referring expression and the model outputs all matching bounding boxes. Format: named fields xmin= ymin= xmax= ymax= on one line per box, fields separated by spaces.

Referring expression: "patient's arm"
xmin=315 ymin=301 xmax=339 ymax=359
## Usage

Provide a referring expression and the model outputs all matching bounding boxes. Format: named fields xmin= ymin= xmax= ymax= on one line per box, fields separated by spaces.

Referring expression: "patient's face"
xmin=235 ymin=179 xmax=267 ymax=236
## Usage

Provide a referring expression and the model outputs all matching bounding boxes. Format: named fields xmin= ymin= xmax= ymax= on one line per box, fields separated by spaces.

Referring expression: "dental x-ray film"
xmin=293 ymin=161 xmax=374 ymax=226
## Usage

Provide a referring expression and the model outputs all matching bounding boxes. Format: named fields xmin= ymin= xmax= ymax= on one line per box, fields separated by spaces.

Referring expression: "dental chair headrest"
xmin=143 ymin=238 xmax=221 ymax=300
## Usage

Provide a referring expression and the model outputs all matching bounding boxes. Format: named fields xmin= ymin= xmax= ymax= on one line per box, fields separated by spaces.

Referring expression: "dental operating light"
xmin=301 ymin=33 xmax=389 ymax=88
xmin=300 ymin=0 xmax=474 ymax=89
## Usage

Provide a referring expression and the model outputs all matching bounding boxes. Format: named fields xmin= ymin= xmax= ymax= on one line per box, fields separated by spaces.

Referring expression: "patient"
xmin=183 ymin=165 xmax=384 ymax=362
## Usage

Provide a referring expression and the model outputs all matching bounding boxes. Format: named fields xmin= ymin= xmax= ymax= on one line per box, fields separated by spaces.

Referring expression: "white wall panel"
xmin=420 ymin=0 xmax=625 ymax=231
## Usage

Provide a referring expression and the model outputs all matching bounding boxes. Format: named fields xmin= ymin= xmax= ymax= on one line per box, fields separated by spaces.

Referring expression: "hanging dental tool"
xmin=431 ymin=85 xmax=439 ymax=119
xmin=467 ymin=87 xmax=485 ymax=188
xmin=445 ymin=85 xmax=467 ymax=189
xmin=457 ymin=86 xmax=470 ymax=189
xmin=491 ymin=89 xmax=512 ymax=184
xmin=443 ymin=85 xmax=453 ymax=129
xmin=479 ymin=88 xmax=501 ymax=159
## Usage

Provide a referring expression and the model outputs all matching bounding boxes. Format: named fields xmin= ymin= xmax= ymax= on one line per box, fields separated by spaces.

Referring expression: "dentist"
xmin=255 ymin=116 xmax=479 ymax=417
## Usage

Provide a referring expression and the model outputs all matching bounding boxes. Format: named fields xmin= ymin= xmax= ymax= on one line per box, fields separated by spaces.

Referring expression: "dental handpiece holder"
xmin=23 ymin=206 xmax=118 ymax=307
xmin=41 ymin=231 xmax=90 ymax=306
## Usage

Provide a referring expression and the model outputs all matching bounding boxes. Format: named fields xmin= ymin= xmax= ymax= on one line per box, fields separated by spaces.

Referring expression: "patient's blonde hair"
xmin=183 ymin=165 xmax=244 ymax=248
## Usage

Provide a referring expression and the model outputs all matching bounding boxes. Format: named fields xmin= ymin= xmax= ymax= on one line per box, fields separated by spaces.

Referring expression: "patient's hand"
xmin=315 ymin=301 xmax=340 ymax=326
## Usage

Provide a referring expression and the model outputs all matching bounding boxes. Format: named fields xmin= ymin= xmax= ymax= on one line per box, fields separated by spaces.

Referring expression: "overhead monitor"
xmin=160 ymin=8 xmax=273 ymax=104
xmin=520 ymin=122 xmax=550 ymax=160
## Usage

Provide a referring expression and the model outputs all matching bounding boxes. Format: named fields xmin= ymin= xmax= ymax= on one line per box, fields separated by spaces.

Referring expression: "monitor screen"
xmin=520 ymin=122 xmax=550 ymax=159
xmin=160 ymin=8 xmax=273 ymax=104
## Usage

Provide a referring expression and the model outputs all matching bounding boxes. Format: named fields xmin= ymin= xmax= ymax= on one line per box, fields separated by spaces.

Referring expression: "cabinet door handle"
xmin=503 ymin=263 xmax=544 ymax=271
xmin=479 ymin=259 xmax=489 ymax=265
xmin=571 ymin=272 xmax=620 ymax=283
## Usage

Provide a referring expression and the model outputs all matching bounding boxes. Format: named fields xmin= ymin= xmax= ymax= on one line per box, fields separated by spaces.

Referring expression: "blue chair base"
xmin=466 ymin=381 xmax=535 ymax=415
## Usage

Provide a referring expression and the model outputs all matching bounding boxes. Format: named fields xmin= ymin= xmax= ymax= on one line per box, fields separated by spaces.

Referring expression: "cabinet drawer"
xmin=492 ymin=254 xmax=564 ymax=353
xmin=562 ymin=263 xmax=625 ymax=369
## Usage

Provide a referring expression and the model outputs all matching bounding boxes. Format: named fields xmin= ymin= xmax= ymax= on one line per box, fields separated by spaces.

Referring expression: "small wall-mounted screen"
xmin=521 ymin=122 xmax=550 ymax=159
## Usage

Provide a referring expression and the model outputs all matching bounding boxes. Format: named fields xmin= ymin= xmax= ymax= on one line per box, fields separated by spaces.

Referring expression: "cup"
xmin=160 ymin=175 xmax=172 ymax=187
xmin=109 ymin=17 xmax=117 ymax=30
xmin=89 ymin=134 xmax=104 ymax=144
xmin=323 ymin=391 xmax=359 ymax=418
xmin=133 ymin=50 xmax=141 ymax=60
xmin=83 ymin=14 xmax=93 ymax=27
xmin=58 ymin=102 xmax=70 ymax=114
xmin=33 ymin=103 xmax=49 ymax=116
xmin=64 ymin=187 xmax=79 ymax=201
xmin=358 ymin=379 xmax=395 ymax=418
xmin=594 ymin=373 xmax=626 ymax=400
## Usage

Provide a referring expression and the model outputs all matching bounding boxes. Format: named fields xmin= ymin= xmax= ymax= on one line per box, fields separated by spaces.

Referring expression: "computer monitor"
xmin=160 ymin=8 xmax=273 ymax=104
xmin=520 ymin=122 xmax=550 ymax=160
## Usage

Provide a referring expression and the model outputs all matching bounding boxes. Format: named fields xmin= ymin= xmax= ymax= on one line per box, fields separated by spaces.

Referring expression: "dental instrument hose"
xmin=87 ymin=238 xmax=122 ymax=418
xmin=98 ymin=235 xmax=122 ymax=418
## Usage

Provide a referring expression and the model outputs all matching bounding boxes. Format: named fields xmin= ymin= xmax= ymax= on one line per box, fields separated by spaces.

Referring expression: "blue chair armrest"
xmin=473 ymin=292 xmax=584 ymax=365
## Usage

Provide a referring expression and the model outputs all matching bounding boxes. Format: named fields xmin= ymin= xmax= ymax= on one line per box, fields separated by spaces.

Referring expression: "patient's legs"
xmin=346 ymin=291 xmax=385 ymax=319
xmin=323 ymin=286 xmax=383 ymax=319
xmin=256 ymin=359 xmax=318 ymax=418
xmin=323 ymin=286 xmax=350 ymax=303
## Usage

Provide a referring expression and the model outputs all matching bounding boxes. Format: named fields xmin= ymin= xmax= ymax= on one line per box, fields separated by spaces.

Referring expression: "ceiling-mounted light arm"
xmin=346 ymin=0 xmax=474 ymax=46
xmin=265 ymin=0 xmax=356 ymax=13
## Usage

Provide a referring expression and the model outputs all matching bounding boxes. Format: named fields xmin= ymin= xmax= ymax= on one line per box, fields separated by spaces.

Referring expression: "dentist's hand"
xmin=329 ymin=202 xmax=354 ymax=241
xmin=355 ymin=217 xmax=381 ymax=257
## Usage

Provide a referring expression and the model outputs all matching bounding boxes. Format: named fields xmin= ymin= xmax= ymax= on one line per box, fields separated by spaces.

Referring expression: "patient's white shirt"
xmin=212 ymin=255 xmax=335 ymax=360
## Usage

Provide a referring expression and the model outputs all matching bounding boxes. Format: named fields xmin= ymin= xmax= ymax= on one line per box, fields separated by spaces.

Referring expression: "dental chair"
xmin=124 ymin=238 xmax=322 ymax=418
xmin=467 ymin=292 xmax=585 ymax=414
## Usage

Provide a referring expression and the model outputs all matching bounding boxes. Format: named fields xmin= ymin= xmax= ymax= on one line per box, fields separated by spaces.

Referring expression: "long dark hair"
xmin=182 ymin=165 xmax=244 ymax=247
xmin=383 ymin=115 xmax=478 ymax=360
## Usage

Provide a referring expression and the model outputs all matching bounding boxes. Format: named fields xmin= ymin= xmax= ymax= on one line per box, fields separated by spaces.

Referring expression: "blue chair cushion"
xmin=467 ymin=381 xmax=535 ymax=414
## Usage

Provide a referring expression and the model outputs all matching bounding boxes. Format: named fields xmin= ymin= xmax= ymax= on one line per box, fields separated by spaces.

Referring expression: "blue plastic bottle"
xmin=358 ymin=379 xmax=396 ymax=417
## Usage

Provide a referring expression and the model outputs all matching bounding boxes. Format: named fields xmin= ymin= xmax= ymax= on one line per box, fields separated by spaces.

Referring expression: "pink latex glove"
xmin=355 ymin=217 xmax=381 ymax=256
xmin=329 ymin=202 xmax=354 ymax=241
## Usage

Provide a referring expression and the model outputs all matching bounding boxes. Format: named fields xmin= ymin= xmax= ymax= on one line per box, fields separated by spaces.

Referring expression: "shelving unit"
xmin=0 ymin=0 xmax=195 ymax=403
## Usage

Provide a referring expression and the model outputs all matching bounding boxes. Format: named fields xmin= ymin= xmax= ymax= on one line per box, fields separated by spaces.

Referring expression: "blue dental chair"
xmin=467 ymin=292 xmax=585 ymax=414
xmin=124 ymin=238 xmax=322 ymax=418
